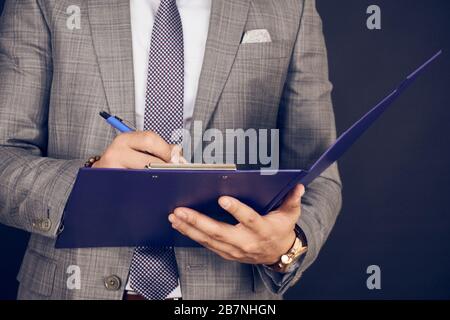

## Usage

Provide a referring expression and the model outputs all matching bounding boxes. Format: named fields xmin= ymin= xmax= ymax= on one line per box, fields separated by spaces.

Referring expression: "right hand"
xmin=93 ymin=131 xmax=184 ymax=169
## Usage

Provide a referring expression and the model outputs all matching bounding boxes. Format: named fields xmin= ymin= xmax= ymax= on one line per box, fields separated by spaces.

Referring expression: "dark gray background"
xmin=0 ymin=0 xmax=449 ymax=299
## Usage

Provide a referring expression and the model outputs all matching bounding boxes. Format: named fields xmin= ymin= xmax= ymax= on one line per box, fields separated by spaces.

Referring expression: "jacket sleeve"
xmin=0 ymin=0 xmax=84 ymax=238
xmin=256 ymin=0 xmax=343 ymax=295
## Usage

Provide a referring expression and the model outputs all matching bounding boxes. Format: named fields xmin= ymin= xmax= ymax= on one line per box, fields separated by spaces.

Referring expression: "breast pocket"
xmin=235 ymin=40 xmax=293 ymax=60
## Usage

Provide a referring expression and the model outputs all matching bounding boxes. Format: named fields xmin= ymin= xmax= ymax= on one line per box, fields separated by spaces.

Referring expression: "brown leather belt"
xmin=123 ymin=292 xmax=182 ymax=301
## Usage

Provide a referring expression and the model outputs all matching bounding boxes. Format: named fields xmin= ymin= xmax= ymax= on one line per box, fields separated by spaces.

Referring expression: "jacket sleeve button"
xmin=40 ymin=218 xmax=52 ymax=232
xmin=32 ymin=218 xmax=52 ymax=232
xmin=104 ymin=275 xmax=122 ymax=291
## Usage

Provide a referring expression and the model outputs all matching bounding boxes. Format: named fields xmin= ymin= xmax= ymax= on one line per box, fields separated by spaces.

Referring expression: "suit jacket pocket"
xmin=235 ymin=40 xmax=293 ymax=60
xmin=17 ymin=250 xmax=57 ymax=298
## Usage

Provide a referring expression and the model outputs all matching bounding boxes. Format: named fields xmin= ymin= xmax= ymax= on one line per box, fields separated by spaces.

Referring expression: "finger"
xmin=122 ymin=149 xmax=165 ymax=169
xmin=218 ymin=196 xmax=264 ymax=231
xmin=278 ymin=184 xmax=305 ymax=217
xmin=172 ymin=207 xmax=236 ymax=243
xmin=124 ymin=131 xmax=173 ymax=162
xmin=168 ymin=213 xmax=243 ymax=255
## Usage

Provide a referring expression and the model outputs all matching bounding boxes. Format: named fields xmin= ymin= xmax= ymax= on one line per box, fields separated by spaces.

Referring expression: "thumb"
xmin=278 ymin=184 xmax=305 ymax=217
xmin=170 ymin=145 xmax=188 ymax=164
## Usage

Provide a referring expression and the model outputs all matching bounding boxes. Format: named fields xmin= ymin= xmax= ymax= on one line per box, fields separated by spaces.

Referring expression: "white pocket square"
xmin=241 ymin=29 xmax=272 ymax=44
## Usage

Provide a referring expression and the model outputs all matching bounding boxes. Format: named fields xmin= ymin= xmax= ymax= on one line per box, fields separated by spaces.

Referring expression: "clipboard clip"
xmin=145 ymin=163 xmax=237 ymax=171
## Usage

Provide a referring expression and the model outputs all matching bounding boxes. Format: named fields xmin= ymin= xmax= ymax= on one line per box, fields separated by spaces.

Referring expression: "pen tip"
xmin=99 ymin=111 xmax=111 ymax=119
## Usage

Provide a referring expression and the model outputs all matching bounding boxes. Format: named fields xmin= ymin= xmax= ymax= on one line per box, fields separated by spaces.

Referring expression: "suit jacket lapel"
xmin=87 ymin=0 xmax=136 ymax=128
xmin=190 ymin=0 xmax=251 ymax=147
xmin=87 ymin=0 xmax=249 ymax=142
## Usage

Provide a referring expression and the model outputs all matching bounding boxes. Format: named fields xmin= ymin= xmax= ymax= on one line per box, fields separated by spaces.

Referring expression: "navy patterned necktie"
xmin=128 ymin=0 xmax=183 ymax=300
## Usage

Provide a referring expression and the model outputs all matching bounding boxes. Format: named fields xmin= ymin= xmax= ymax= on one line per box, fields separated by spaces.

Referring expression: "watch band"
xmin=294 ymin=224 xmax=307 ymax=247
xmin=266 ymin=225 xmax=308 ymax=273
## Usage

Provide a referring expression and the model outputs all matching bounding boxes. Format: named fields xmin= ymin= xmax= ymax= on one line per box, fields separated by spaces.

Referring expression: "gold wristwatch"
xmin=267 ymin=225 xmax=308 ymax=273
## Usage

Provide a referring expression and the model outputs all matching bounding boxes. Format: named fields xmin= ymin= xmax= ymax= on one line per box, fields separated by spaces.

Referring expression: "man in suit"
xmin=0 ymin=0 xmax=341 ymax=300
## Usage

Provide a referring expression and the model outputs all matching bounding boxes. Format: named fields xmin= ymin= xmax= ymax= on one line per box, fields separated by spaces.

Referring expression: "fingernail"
xmin=299 ymin=185 xmax=305 ymax=197
xmin=170 ymin=146 xmax=182 ymax=164
xmin=219 ymin=197 xmax=231 ymax=209
xmin=175 ymin=209 xmax=188 ymax=220
xmin=179 ymin=156 xmax=188 ymax=164
xmin=168 ymin=214 xmax=176 ymax=223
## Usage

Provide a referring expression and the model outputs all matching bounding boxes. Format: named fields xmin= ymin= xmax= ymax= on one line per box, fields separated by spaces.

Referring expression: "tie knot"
xmin=159 ymin=0 xmax=179 ymax=14
xmin=161 ymin=0 xmax=177 ymax=6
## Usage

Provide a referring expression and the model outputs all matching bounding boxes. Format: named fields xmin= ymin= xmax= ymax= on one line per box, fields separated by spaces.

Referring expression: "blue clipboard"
xmin=55 ymin=51 xmax=442 ymax=249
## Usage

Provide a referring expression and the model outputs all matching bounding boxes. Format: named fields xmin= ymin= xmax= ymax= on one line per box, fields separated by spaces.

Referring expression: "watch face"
xmin=281 ymin=255 xmax=291 ymax=264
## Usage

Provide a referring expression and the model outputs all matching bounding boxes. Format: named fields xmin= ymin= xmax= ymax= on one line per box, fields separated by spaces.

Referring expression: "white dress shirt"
xmin=127 ymin=0 xmax=211 ymax=298
xmin=131 ymin=0 xmax=211 ymax=132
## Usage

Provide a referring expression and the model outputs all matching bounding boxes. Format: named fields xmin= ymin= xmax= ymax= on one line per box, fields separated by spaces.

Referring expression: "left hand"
xmin=168 ymin=184 xmax=305 ymax=265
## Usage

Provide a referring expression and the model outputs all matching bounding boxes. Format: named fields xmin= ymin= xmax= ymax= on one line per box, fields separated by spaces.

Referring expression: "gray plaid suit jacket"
xmin=0 ymin=0 xmax=342 ymax=300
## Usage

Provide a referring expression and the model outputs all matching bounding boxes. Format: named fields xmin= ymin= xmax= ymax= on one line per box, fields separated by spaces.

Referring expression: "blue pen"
xmin=99 ymin=111 xmax=134 ymax=133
